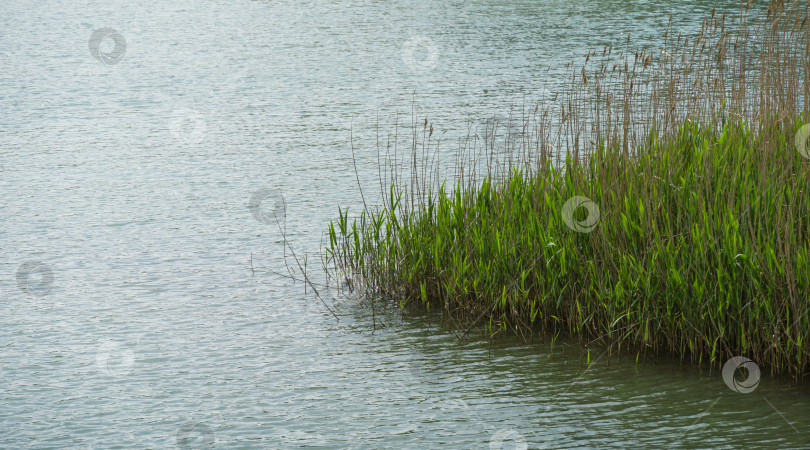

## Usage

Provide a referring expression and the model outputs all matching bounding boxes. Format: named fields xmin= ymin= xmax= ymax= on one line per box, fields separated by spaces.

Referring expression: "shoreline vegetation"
xmin=325 ymin=1 xmax=810 ymax=378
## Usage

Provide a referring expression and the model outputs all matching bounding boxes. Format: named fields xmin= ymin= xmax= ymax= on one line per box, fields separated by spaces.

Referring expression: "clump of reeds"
xmin=326 ymin=0 xmax=810 ymax=378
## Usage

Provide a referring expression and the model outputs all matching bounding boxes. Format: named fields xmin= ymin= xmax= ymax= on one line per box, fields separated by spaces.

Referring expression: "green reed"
xmin=325 ymin=1 xmax=810 ymax=377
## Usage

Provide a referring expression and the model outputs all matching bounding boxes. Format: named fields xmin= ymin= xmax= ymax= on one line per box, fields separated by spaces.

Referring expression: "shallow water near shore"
xmin=2 ymin=0 xmax=808 ymax=447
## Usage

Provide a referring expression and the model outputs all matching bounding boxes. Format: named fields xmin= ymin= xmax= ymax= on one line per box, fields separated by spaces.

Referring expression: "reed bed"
xmin=325 ymin=1 xmax=810 ymax=378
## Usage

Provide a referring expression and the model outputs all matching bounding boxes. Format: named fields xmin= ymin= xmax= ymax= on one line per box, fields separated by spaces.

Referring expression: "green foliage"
xmin=328 ymin=120 xmax=810 ymax=378
xmin=326 ymin=1 xmax=810 ymax=377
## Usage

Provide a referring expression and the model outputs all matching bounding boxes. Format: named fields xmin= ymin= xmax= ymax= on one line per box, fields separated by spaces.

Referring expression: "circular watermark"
xmin=169 ymin=108 xmax=207 ymax=145
xmin=793 ymin=124 xmax=810 ymax=160
xmin=722 ymin=356 xmax=760 ymax=393
xmin=88 ymin=28 xmax=126 ymax=65
xmin=561 ymin=196 xmax=600 ymax=233
xmin=489 ymin=428 xmax=528 ymax=450
xmin=401 ymin=35 xmax=439 ymax=73
xmin=96 ymin=340 xmax=135 ymax=377
xmin=247 ymin=188 xmax=286 ymax=225
xmin=325 ymin=273 xmax=342 ymax=300
xmin=176 ymin=421 xmax=214 ymax=449
xmin=343 ymin=271 xmax=367 ymax=301
xmin=16 ymin=261 xmax=54 ymax=297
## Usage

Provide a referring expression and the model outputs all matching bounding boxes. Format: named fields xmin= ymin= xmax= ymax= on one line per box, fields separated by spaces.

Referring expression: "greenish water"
xmin=1 ymin=0 xmax=808 ymax=447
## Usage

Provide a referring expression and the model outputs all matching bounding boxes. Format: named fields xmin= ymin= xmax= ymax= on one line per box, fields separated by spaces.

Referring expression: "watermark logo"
xmin=401 ymin=36 xmax=439 ymax=73
xmin=88 ymin=28 xmax=126 ymax=65
xmin=247 ymin=188 xmax=286 ymax=224
xmin=343 ymin=271 xmax=367 ymax=301
xmin=561 ymin=196 xmax=600 ymax=233
xmin=722 ymin=356 xmax=760 ymax=393
xmin=176 ymin=421 xmax=214 ymax=449
xmin=489 ymin=428 xmax=528 ymax=450
xmin=96 ymin=340 xmax=135 ymax=377
xmin=16 ymin=261 xmax=54 ymax=297
xmin=169 ymin=108 xmax=207 ymax=145
xmin=793 ymin=124 xmax=810 ymax=159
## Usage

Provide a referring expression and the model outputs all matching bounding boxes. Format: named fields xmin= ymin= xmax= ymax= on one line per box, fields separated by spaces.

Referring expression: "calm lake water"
xmin=2 ymin=0 xmax=809 ymax=448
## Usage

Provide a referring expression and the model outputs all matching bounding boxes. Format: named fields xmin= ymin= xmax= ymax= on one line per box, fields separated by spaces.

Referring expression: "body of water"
xmin=2 ymin=0 xmax=808 ymax=447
